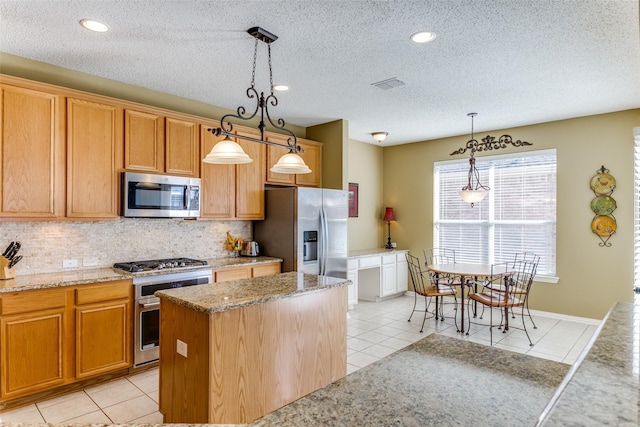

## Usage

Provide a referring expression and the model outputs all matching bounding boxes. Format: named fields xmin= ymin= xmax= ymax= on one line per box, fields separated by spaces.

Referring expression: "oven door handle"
xmin=139 ymin=302 xmax=160 ymax=309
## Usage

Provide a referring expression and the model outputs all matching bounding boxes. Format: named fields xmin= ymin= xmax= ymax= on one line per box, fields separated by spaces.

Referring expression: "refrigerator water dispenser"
xmin=303 ymin=231 xmax=318 ymax=262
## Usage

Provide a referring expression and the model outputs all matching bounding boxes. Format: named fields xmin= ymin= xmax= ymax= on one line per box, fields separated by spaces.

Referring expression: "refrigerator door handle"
xmin=320 ymin=207 xmax=328 ymax=276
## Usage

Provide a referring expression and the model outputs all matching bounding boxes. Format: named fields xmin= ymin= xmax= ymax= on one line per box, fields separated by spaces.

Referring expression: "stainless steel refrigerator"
xmin=253 ymin=187 xmax=348 ymax=278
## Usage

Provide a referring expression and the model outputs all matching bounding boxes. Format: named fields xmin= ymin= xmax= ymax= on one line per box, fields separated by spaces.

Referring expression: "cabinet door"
xmin=165 ymin=117 xmax=198 ymax=177
xmin=235 ymin=130 xmax=265 ymax=219
xmin=215 ymin=266 xmax=251 ymax=283
xmin=0 ymin=84 xmax=65 ymax=218
xmin=396 ymin=257 xmax=408 ymax=294
xmin=265 ymin=135 xmax=295 ymax=185
xmin=1 ymin=310 xmax=65 ymax=399
xmin=251 ymin=262 xmax=281 ymax=277
xmin=295 ymin=139 xmax=322 ymax=188
xmin=347 ymin=268 xmax=358 ymax=307
xmin=200 ymin=124 xmax=235 ymax=219
xmin=76 ymin=300 xmax=131 ymax=378
xmin=67 ymin=97 xmax=123 ymax=219
xmin=381 ymin=263 xmax=396 ymax=297
xmin=124 ymin=109 xmax=164 ymax=173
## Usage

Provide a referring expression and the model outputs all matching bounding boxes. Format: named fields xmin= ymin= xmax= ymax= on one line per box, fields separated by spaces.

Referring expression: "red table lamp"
xmin=383 ymin=207 xmax=396 ymax=249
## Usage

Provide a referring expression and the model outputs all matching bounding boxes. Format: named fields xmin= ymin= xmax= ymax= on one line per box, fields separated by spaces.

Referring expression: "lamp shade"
xmin=383 ymin=207 xmax=396 ymax=222
xmin=459 ymin=189 xmax=487 ymax=204
xmin=203 ymin=136 xmax=253 ymax=164
xmin=270 ymin=152 xmax=312 ymax=174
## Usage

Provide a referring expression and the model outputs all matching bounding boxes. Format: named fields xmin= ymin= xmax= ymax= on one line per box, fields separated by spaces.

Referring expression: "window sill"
xmin=536 ymin=275 xmax=559 ymax=284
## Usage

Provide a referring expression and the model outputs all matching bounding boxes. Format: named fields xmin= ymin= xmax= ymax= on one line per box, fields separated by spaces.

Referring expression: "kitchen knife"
xmin=6 ymin=242 xmax=20 ymax=260
xmin=8 ymin=255 xmax=22 ymax=269
xmin=2 ymin=242 xmax=15 ymax=258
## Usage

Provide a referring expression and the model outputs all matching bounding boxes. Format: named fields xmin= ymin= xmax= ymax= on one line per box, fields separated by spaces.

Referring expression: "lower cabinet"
xmin=214 ymin=262 xmax=281 ymax=283
xmin=0 ymin=280 xmax=133 ymax=402
xmin=351 ymin=250 xmax=408 ymax=302
xmin=346 ymin=259 xmax=358 ymax=307
xmin=75 ymin=281 xmax=132 ymax=379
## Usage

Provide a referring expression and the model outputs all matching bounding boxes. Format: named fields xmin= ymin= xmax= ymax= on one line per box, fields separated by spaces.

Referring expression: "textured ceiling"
xmin=1 ymin=0 xmax=639 ymax=146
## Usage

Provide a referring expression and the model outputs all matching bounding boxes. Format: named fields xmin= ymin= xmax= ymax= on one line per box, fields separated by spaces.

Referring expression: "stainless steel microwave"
xmin=122 ymin=172 xmax=201 ymax=218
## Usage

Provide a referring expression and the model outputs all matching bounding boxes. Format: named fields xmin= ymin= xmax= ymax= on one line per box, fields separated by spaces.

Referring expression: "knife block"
xmin=0 ymin=256 xmax=15 ymax=280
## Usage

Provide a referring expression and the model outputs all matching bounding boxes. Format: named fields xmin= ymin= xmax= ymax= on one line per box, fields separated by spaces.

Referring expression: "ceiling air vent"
xmin=371 ymin=77 xmax=405 ymax=90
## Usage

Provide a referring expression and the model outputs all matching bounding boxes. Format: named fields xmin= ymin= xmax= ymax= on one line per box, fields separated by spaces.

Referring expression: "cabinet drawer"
xmin=75 ymin=280 xmax=132 ymax=305
xmin=359 ymin=256 xmax=381 ymax=269
xmin=0 ymin=288 xmax=67 ymax=316
xmin=215 ymin=267 xmax=250 ymax=283
xmin=382 ymin=254 xmax=396 ymax=265
xmin=252 ymin=263 xmax=281 ymax=278
xmin=397 ymin=252 xmax=408 ymax=263
xmin=347 ymin=259 xmax=359 ymax=270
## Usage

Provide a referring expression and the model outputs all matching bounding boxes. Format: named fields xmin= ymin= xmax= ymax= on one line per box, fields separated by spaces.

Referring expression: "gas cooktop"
xmin=113 ymin=258 xmax=208 ymax=273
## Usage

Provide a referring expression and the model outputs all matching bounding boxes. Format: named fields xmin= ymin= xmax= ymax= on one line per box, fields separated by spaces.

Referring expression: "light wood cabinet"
xmin=265 ymin=137 xmax=322 ymax=188
xmin=125 ymin=110 xmax=199 ymax=177
xmin=0 ymin=288 xmax=68 ymax=399
xmin=0 ymin=280 xmax=133 ymax=403
xmin=200 ymin=125 xmax=265 ymax=220
xmin=0 ymin=83 xmax=65 ymax=219
xmin=214 ymin=261 xmax=281 ymax=283
xmin=66 ymin=97 xmax=123 ymax=219
xmin=75 ymin=281 xmax=132 ymax=379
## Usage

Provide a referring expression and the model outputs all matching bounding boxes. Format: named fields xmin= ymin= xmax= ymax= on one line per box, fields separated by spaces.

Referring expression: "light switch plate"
xmin=176 ymin=339 xmax=188 ymax=357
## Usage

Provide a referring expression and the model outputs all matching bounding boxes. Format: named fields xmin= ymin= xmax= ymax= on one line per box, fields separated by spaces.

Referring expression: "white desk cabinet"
xmin=348 ymin=249 xmax=408 ymax=303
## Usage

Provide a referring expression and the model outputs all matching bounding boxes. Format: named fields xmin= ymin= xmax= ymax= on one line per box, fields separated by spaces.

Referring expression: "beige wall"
xmin=347 ymin=139 xmax=384 ymax=250
xmin=383 ymin=109 xmax=640 ymax=319
xmin=307 ymin=119 xmax=348 ymax=190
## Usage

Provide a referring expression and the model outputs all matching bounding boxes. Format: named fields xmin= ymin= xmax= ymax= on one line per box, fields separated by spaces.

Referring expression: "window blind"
xmin=434 ymin=149 xmax=557 ymax=277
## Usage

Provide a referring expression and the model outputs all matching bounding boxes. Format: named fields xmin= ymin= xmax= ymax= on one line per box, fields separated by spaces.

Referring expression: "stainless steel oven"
xmin=132 ymin=269 xmax=212 ymax=367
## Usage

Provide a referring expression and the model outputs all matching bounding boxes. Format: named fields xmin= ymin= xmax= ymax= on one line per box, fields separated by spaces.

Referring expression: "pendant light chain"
xmin=250 ymin=38 xmax=258 ymax=89
xmin=268 ymin=44 xmax=274 ymax=95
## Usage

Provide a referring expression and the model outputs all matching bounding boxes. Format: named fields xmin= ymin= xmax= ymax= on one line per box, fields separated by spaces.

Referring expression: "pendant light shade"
xmin=459 ymin=188 xmax=488 ymax=204
xmin=270 ymin=152 xmax=312 ymax=174
xmin=203 ymin=136 xmax=253 ymax=164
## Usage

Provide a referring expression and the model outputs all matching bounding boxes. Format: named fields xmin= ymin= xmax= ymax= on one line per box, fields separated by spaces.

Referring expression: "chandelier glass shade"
xmin=203 ymin=27 xmax=312 ymax=174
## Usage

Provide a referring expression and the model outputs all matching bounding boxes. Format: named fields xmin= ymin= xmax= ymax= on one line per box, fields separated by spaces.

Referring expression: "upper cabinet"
xmin=265 ymin=137 xmax=322 ymax=188
xmin=66 ymin=97 xmax=123 ymax=219
xmin=125 ymin=109 xmax=199 ymax=177
xmin=0 ymin=83 xmax=65 ymax=219
xmin=200 ymin=123 xmax=265 ymax=220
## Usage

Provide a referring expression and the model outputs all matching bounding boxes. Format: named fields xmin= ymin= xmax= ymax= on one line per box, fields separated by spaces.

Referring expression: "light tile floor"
xmin=0 ymin=294 xmax=600 ymax=424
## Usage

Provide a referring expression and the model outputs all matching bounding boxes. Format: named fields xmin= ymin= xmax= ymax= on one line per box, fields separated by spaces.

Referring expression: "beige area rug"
xmin=254 ymin=333 xmax=570 ymax=427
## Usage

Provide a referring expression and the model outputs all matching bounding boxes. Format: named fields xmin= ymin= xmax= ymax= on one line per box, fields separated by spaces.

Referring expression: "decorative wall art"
xmin=348 ymin=183 xmax=359 ymax=217
xmin=589 ymin=166 xmax=617 ymax=247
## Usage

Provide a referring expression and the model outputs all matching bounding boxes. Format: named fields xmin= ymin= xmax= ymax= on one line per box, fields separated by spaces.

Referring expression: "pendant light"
xmin=203 ymin=27 xmax=311 ymax=174
xmin=460 ymin=113 xmax=490 ymax=206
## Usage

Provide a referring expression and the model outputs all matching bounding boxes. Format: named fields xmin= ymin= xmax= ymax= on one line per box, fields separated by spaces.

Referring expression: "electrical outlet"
xmin=176 ymin=339 xmax=188 ymax=357
xmin=63 ymin=259 xmax=78 ymax=268
xmin=83 ymin=257 xmax=99 ymax=267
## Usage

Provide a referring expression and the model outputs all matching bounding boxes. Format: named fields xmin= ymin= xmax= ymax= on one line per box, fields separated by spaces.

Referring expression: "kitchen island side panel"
xmin=159 ymin=285 xmax=347 ymax=424
xmin=158 ymin=299 xmax=210 ymax=423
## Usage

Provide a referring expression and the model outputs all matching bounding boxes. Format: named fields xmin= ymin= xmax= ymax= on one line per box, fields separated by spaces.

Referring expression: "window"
xmin=634 ymin=127 xmax=640 ymax=292
xmin=434 ymin=149 xmax=557 ymax=278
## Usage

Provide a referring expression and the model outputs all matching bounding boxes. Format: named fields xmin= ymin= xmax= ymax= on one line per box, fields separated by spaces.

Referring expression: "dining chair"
xmin=406 ymin=253 xmax=457 ymax=333
xmin=483 ymin=252 xmax=540 ymax=328
xmin=468 ymin=260 xmax=537 ymax=346
xmin=423 ymin=247 xmax=462 ymax=287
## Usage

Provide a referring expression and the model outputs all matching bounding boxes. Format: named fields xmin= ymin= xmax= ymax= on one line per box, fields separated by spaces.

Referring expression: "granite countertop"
xmin=0 ymin=256 xmax=282 ymax=294
xmin=536 ymin=301 xmax=639 ymax=426
xmin=156 ymin=271 xmax=350 ymax=314
xmin=348 ymin=248 xmax=408 ymax=258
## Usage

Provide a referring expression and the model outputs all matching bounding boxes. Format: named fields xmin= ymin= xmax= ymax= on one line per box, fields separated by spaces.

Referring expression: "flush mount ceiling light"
xmin=459 ymin=113 xmax=490 ymax=207
xmin=79 ymin=19 xmax=109 ymax=32
xmin=204 ymin=27 xmax=311 ymax=174
xmin=371 ymin=132 xmax=389 ymax=143
xmin=410 ymin=31 xmax=436 ymax=43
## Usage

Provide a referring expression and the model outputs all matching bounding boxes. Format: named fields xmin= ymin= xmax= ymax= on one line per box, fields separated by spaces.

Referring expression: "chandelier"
xmin=203 ymin=27 xmax=311 ymax=174
xmin=460 ymin=113 xmax=489 ymax=206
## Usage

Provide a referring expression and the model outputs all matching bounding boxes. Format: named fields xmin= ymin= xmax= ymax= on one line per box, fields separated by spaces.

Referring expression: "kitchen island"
xmin=155 ymin=271 xmax=349 ymax=425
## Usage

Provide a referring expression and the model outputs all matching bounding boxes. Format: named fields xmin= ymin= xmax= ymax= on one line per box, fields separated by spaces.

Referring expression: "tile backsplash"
xmin=1 ymin=218 xmax=251 ymax=275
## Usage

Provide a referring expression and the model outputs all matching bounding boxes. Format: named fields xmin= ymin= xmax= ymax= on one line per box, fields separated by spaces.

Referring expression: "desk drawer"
xmin=359 ymin=256 xmax=381 ymax=269
xmin=347 ymin=259 xmax=359 ymax=270
xmin=382 ymin=254 xmax=395 ymax=265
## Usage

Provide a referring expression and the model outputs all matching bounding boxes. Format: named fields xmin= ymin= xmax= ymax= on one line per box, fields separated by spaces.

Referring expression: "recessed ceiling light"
xmin=80 ymin=19 xmax=109 ymax=33
xmin=410 ymin=31 xmax=436 ymax=44
xmin=272 ymin=84 xmax=289 ymax=92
